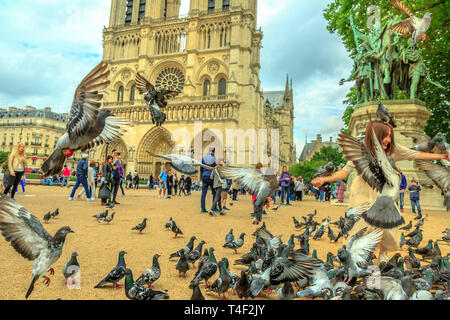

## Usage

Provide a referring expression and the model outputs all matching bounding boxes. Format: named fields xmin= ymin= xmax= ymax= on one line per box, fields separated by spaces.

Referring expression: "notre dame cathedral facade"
xmin=94 ymin=0 xmax=296 ymax=176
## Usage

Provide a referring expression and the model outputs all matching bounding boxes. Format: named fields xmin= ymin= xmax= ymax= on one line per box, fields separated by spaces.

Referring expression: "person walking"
xmin=167 ymin=170 xmax=173 ymax=198
xmin=409 ymin=178 xmax=422 ymax=219
xmin=398 ymin=170 xmax=407 ymax=213
xmin=149 ymin=174 xmax=154 ymax=190
xmin=158 ymin=168 xmax=168 ymax=199
xmin=185 ymin=175 xmax=192 ymax=195
xmin=200 ymin=147 xmax=216 ymax=213
xmin=134 ymin=173 xmax=140 ymax=190
xmin=173 ymin=172 xmax=178 ymax=196
xmin=295 ymin=176 xmax=304 ymax=201
xmin=178 ymin=175 xmax=186 ymax=196
xmin=60 ymin=165 xmax=71 ymax=188
xmin=231 ymin=180 xmax=239 ymax=201
xmin=126 ymin=172 xmax=132 ymax=189
xmin=279 ymin=166 xmax=291 ymax=205
xmin=78 ymin=161 xmax=96 ymax=200
xmin=110 ymin=150 xmax=124 ymax=205
xmin=69 ymin=153 xmax=93 ymax=201
xmin=99 ymin=155 xmax=113 ymax=206
xmin=4 ymin=143 xmax=27 ymax=199
xmin=289 ymin=175 xmax=296 ymax=202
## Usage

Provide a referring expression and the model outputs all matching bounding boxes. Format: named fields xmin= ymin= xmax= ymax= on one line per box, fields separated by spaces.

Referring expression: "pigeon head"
xmin=221 ymin=257 xmax=229 ymax=268
xmin=53 ymin=226 xmax=74 ymax=241
xmin=71 ymin=252 xmax=78 ymax=257
xmin=119 ymin=250 xmax=127 ymax=256
xmin=240 ymin=233 xmax=246 ymax=239
xmin=337 ymin=247 xmax=349 ymax=262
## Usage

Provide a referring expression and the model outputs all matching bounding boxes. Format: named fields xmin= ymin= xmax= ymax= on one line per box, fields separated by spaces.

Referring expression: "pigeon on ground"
xmin=334 ymin=204 xmax=368 ymax=243
xmin=123 ymin=268 xmax=169 ymax=300
xmin=437 ymin=234 xmax=450 ymax=245
xmin=191 ymin=248 xmax=218 ymax=287
xmin=337 ymin=227 xmax=384 ymax=284
xmin=164 ymin=217 xmax=174 ymax=230
xmin=405 ymin=226 xmax=421 ymax=238
xmin=196 ymin=248 xmax=209 ymax=273
xmin=135 ymin=254 xmax=161 ymax=289
xmin=404 ymin=248 xmax=421 ymax=270
xmin=43 ymin=212 xmax=52 ymax=224
xmin=235 ymin=270 xmax=250 ymax=299
xmin=131 ymin=218 xmax=147 ymax=234
xmin=176 ymin=252 xmax=190 ymax=278
xmin=400 ymin=220 xmax=412 ymax=231
xmin=327 ymin=226 xmax=337 ymax=243
xmin=414 ymin=239 xmax=433 ymax=257
xmin=225 ymin=229 xmax=234 ymax=244
xmin=379 ymin=276 xmax=409 ymax=300
xmin=189 ymin=281 xmax=207 ymax=300
xmin=0 ymin=195 xmax=74 ymax=299
xmin=414 ymin=217 xmax=425 ymax=228
xmin=217 ymin=166 xmax=279 ymax=225
xmin=94 ymin=250 xmax=127 ymax=289
xmin=169 ymin=236 xmax=196 ymax=260
xmin=390 ymin=0 xmax=432 ymax=49
xmin=93 ymin=210 xmax=108 ymax=221
xmin=62 ymin=252 xmax=80 ymax=285
xmin=223 ymin=232 xmax=246 ymax=254
xmin=135 ymin=73 xmax=180 ymax=126
xmin=406 ymin=229 xmax=423 ymax=248
xmin=415 ymin=160 xmax=449 ymax=211
xmin=271 ymin=202 xmax=281 ymax=211
xmin=276 ymin=282 xmax=296 ymax=300
xmin=148 ymin=153 xmax=214 ymax=175
xmin=51 ymin=208 xmax=59 ymax=218
xmin=187 ymin=240 xmax=206 ymax=269
xmin=337 ymin=115 xmax=405 ymax=228
xmin=410 ymin=290 xmax=433 ymax=300
xmin=207 ymin=260 xmax=232 ymax=300
xmin=376 ymin=99 xmax=396 ymax=128
xmin=293 ymin=216 xmax=302 ymax=229
xmin=42 ymin=62 xmax=128 ymax=176
xmin=296 ymin=268 xmax=333 ymax=299
xmin=312 ymin=162 xmax=335 ymax=179
xmin=400 ymin=232 xmax=407 ymax=248
xmin=101 ymin=212 xmax=115 ymax=224
xmin=170 ymin=220 xmax=183 ymax=238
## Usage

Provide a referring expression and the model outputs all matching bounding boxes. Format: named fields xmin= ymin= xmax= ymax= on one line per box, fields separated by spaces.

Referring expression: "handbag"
xmin=98 ymin=181 xmax=111 ymax=199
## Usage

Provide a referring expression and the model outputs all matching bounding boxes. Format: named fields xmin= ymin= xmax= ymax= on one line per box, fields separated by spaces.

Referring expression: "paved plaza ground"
xmin=0 ymin=185 xmax=448 ymax=300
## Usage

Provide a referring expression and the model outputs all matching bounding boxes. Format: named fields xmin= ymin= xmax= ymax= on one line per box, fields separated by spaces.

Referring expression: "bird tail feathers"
xmin=41 ymin=149 xmax=66 ymax=176
xmin=363 ymin=195 xmax=404 ymax=229
xmin=25 ymin=275 xmax=38 ymax=299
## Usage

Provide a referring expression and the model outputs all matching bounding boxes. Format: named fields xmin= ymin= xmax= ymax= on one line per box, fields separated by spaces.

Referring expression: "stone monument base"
xmin=345 ymin=99 xmax=445 ymax=211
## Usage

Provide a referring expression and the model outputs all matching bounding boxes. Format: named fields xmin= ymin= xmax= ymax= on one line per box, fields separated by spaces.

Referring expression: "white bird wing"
xmin=217 ymin=166 xmax=268 ymax=196
xmin=82 ymin=116 xmax=129 ymax=150
xmin=400 ymin=132 xmax=431 ymax=145
xmin=348 ymin=228 xmax=383 ymax=266
xmin=415 ymin=160 xmax=450 ymax=191
xmin=0 ymin=195 xmax=52 ymax=261
xmin=66 ymin=62 xmax=110 ymax=143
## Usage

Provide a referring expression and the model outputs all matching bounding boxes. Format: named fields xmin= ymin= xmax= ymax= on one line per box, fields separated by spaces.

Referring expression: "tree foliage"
xmin=0 ymin=152 xmax=8 ymax=165
xmin=324 ymin=0 xmax=449 ymax=140
xmin=311 ymin=146 xmax=346 ymax=167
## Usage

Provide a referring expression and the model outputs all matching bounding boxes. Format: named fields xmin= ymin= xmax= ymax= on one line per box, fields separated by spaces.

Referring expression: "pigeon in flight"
xmin=135 ymin=73 xmax=180 ymax=126
xmin=42 ymin=62 xmax=129 ymax=176
xmin=337 ymin=114 xmax=405 ymax=228
xmin=217 ymin=166 xmax=279 ymax=224
xmin=148 ymin=152 xmax=214 ymax=175
xmin=376 ymin=99 xmax=396 ymax=128
xmin=415 ymin=160 xmax=449 ymax=211
xmin=0 ymin=195 xmax=74 ymax=298
xmin=390 ymin=0 xmax=432 ymax=49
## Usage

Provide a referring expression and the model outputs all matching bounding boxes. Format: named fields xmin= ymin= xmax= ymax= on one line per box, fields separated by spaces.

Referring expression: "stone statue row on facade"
xmin=340 ymin=1 xmax=444 ymax=103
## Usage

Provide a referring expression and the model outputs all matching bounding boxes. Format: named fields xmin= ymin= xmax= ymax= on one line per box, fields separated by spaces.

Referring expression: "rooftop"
xmin=0 ymin=106 xmax=69 ymax=123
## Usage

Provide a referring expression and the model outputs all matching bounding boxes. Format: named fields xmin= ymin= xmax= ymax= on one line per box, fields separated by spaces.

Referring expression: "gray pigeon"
xmin=415 ymin=160 xmax=449 ymax=211
xmin=376 ymin=99 xmax=396 ymax=128
xmin=169 ymin=236 xmax=196 ymax=260
xmin=276 ymin=282 xmax=296 ymax=300
xmin=164 ymin=217 xmax=174 ymax=230
xmin=313 ymin=162 xmax=335 ymax=179
xmin=379 ymin=276 xmax=409 ymax=300
xmin=390 ymin=0 xmax=432 ymax=49
xmin=94 ymin=250 xmax=127 ymax=289
xmin=223 ymin=232 xmax=245 ymax=254
xmin=123 ymin=268 xmax=169 ymax=300
xmin=131 ymin=218 xmax=147 ymax=234
xmin=0 ymin=195 xmax=74 ymax=299
xmin=175 ymin=252 xmax=190 ymax=278
xmin=296 ymin=268 xmax=333 ymax=299
xmin=135 ymin=254 xmax=161 ymax=289
xmin=338 ymin=116 xmax=405 ymax=228
xmin=218 ymin=166 xmax=279 ymax=225
xmin=93 ymin=209 xmax=108 ymax=221
xmin=148 ymin=152 xmax=213 ymax=175
xmin=225 ymin=229 xmax=234 ymax=244
xmin=62 ymin=252 xmax=80 ymax=285
xmin=101 ymin=212 xmax=115 ymax=224
xmin=135 ymin=73 xmax=180 ymax=126
xmin=43 ymin=212 xmax=52 ymax=224
xmin=42 ymin=62 xmax=128 ymax=176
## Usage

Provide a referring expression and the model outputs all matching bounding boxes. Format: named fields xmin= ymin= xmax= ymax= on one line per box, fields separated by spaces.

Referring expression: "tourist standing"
xmin=409 ymin=178 xmax=422 ymax=219
xmin=295 ymin=176 xmax=304 ymax=201
xmin=111 ymin=150 xmax=124 ymax=205
xmin=158 ymin=168 xmax=168 ymax=199
xmin=200 ymin=147 xmax=216 ymax=213
xmin=185 ymin=175 xmax=192 ymax=195
xmin=167 ymin=170 xmax=173 ymax=198
xmin=99 ymin=155 xmax=113 ymax=205
xmin=60 ymin=165 xmax=71 ymax=188
xmin=4 ymin=143 xmax=27 ymax=199
xmin=279 ymin=166 xmax=291 ymax=205
xmin=69 ymin=153 xmax=93 ymax=201
xmin=398 ymin=170 xmax=407 ymax=213
xmin=149 ymin=174 xmax=154 ymax=190
xmin=210 ymin=160 xmax=226 ymax=216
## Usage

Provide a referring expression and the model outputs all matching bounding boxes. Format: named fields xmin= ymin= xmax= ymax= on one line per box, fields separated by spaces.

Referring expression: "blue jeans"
xmin=201 ymin=177 xmax=215 ymax=211
xmin=281 ymin=186 xmax=290 ymax=204
xmin=411 ymin=199 xmax=421 ymax=214
xmin=70 ymin=176 xmax=91 ymax=199
xmin=319 ymin=190 xmax=325 ymax=201
xmin=396 ymin=192 xmax=405 ymax=210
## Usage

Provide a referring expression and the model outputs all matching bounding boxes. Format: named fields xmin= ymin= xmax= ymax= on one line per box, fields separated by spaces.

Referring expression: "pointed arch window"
xmin=218 ymin=78 xmax=226 ymax=95
xmin=203 ymin=79 xmax=211 ymax=97
xmin=130 ymin=85 xmax=136 ymax=102
xmin=117 ymin=86 xmax=124 ymax=103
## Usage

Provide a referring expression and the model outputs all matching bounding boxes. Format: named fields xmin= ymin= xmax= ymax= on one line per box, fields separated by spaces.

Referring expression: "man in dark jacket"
xmin=69 ymin=153 xmax=92 ymax=201
xmin=185 ymin=175 xmax=192 ymax=195
xmin=200 ymin=147 xmax=216 ymax=213
xmin=408 ymin=178 xmax=422 ymax=219
xmin=110 ymin=150 xmax=124 ymax=205
xmin=397 ymin=171 xmax=407 ymax=213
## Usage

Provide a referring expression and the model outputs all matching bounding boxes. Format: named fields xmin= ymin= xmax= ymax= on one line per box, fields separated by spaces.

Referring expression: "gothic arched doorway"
xmin=97 ymin=138 xmax=129 ymax=169
xmin=136 ymin=126 xmax=175 ymax=176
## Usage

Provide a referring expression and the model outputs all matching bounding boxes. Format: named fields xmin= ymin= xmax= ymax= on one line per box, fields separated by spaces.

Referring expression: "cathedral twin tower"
xmin=99 ymin=0 xmax=295 ymax=176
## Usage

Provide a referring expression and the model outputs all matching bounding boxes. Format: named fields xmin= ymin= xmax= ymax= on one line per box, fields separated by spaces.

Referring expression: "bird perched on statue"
xmin=135 ymin=254 xmax=161 ymax=289
xmin=148 ymin=152 xmax=214 ymax=175
xmin=169 ymin=236 xmax=196 ymax=260
xmin=376 ymin=99 xmax=396 ymax=128
xmin=132 ymin=218 xmax=147 ymax=234
xmin=41 ymin=62 xmax=129 ymax=176
xmin=223 ymin=232 xmax=246 ymax=254
xmin=415 ymin=160 xmax=449 ymax=211
xmin=123 ymin=268 xmax=169 ymax=300
xmin=0 ymin=195 xmax=74 ymax=299
xmin=337 ymin=114 xmax=405 ymax=228
xmin=217 ymin=166 xmax=279 ymax=225
xmin=390 ymin=0 xmax=432 ymax=49
xmin=94 ymin=251 xmax=127 ymax=289
xmin=62 ymin=252 xmax=80 ymax=285
xmin=135 ymin=73 xmax=180 ymax=126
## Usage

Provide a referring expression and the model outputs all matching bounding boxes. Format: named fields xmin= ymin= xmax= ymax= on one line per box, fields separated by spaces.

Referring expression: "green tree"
xmin=0 ymin=152 xmax=8 ymax=165
xmin=324 ymin=0 xmax=449 ymax=140
xmin=289 ymin=160 xmax=328 ymax=183
xmin=310 ymin=146 xmax=346 ymax=167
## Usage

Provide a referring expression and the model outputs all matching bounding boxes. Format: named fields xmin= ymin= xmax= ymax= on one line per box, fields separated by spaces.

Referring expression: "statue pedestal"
xmin=346 ymin=99 xmax=445 ymax=211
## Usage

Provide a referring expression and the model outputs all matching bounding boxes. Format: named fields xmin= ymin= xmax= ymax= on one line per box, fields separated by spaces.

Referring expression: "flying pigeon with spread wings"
xmin=0 ymin=195 xmax=74 ymax=298
xmin=415 ymin=160 xmax=449 ymax=211
xmin=390 ymin=0 xmax=432 ymax=49
xmin=135 ymin=73 xmax=180 ymax=127
xmin=148 ymin=152 xmax=214 ymax=175
xmin=41 ymin=62 xmax=129 ymax=176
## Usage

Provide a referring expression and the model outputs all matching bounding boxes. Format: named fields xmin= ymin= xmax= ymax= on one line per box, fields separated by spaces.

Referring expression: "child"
xmin=408 ymin=178 xmax=422 ymax=220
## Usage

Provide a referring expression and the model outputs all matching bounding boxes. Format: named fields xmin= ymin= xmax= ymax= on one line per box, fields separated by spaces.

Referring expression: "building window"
xmin=163 ymin=0 xmax=168 ymax=19
xmin=130 ymin=85 xmax=136 ymax=102
xmin=208 ymin=0 xmax=215 ymax=13
xmin=117 ymin=86 xmax=124 ymax=103
xmin=138 ymin=0 xmax=146 ymax=22
xmin=222 ymin=0 xmax=230 ymax=11
xmin=203 ymin=79 xmax=211 ymax=96
xmin=218 ymin=78 xmax=227 ymax=95
xmin=125 ymin=0 xmax=133 ymax=25
xmin=32 ymin=159 xmax=36 ymax=166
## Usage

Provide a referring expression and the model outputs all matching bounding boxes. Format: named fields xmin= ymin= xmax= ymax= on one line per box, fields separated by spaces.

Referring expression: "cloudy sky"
xmin=0 ymin=0 xmax=353 ymax=158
